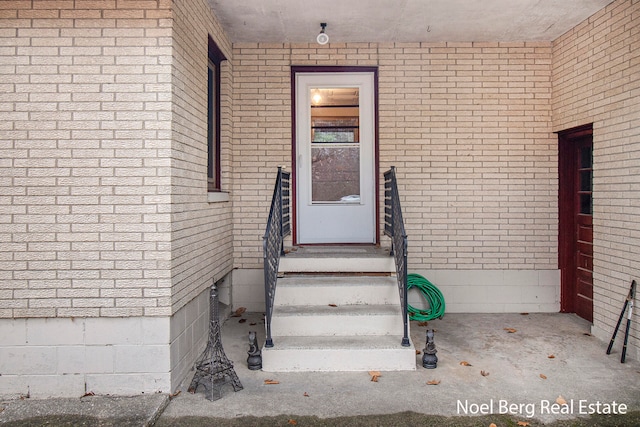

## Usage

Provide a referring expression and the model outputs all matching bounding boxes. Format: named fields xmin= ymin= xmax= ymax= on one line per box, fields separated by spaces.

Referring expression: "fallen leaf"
xmin=328 ymin=304 xmax=337 ymax=307
xmin=416 ymin=350 xmax=421 ymax=355
xmin=264 ymin=379 xmax=280 ymax=385
xmin=480 ymin=370 xmax=490 ymax=376
xmin=504 ymin=327 xmax=517 ymax=333
xmin=556 ymin=395 xmax=567 ymax=405
xmin=539 ymin=373 xmax=547 ymax=380
xmin=460 ymin=361 xmax=472 ymax=366
xmin=288 ymin=419 xmax=297 ymax=425
xmin=303 ymin=392 xmax=309 ymax=397
xmin=81 ymin=391 xmax=95 ymax=398
xmin=583 ymin=332 xmax=592 ymax=336
xmin=490 ymin=424 xmax=497 ymax=427
xmin=231 ymin=307 xmax=247 ymax=317
xmin=520 ymin=312 xmax=529 ymax=315
xmin=169 ymin=390 xmax=181 ymax=398
xmin=427 ymin=379 xmax=441 ymax=385
xmin=548 ymin=354 xmax=555 ymax=359
xmin=239 ymin=318 xmax=247 ymax=323
xmin=418 ymin=321 xmax=429 ymax=327
xmin=369 ymin=371 xmax=381 ymax=382
xmin=517 ymin=422 xmax=531 ymax=426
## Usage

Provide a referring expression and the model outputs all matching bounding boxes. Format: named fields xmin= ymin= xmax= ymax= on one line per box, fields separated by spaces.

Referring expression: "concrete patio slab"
xmin=163 ymin=312 xmax=640 ymax=424
xmin=1 ymin=312 xmax=638 ymax=426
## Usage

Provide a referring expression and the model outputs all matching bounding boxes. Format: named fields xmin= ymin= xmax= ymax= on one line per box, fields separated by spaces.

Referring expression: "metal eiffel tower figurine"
xmin=188 ymin=283 xmax=243 ymax=401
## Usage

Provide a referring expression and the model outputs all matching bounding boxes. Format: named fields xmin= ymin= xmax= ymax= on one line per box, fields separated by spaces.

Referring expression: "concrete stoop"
xmin=262 ymin=247 xmax=416 ymax=372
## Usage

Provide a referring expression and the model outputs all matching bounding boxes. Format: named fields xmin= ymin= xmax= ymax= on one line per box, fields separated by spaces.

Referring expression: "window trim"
xmin=207 ymin=36 xmax=226 ymax=193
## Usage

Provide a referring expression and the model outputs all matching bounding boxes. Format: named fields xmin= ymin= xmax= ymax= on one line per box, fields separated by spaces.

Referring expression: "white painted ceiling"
xmin=207 ymin=0 xmax=614 ymax=43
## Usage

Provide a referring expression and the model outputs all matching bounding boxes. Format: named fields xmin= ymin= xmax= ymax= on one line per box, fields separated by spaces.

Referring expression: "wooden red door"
xmin=559 ymin=125 xmax=593 ymax=322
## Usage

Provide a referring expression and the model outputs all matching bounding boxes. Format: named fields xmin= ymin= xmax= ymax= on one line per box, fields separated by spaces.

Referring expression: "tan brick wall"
xmin=553 ymin=0 xmax=640 ymax=358
xmin=232 ymin=42 xmax=558 ymax=272
xmin=170 ymin=0 xmax=233 ymax=312
xmin=0 ymin=0 xmax=234 ymax=319
xmin=0 ymin=0 xmax=175 ymax=318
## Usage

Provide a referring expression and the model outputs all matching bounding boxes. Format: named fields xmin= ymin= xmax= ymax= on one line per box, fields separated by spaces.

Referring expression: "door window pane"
xmin=311 ymin=146 xmax=360 ymax=202
xmin=310 ymin=87 xmax=360 ymax=203
xmin=578 ymin=144 xmax=593 ymax=215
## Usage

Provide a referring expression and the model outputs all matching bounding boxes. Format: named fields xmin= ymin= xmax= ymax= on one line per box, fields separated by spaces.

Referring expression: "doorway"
xmin=293 ymin=68 xmax=378 ymax=244
xmin=559 ymin=124 xmax=594 ymax=322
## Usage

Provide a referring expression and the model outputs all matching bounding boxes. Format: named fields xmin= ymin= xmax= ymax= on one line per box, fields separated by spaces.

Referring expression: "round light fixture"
xmin=317 ymin=23 xmax=329 ymax=45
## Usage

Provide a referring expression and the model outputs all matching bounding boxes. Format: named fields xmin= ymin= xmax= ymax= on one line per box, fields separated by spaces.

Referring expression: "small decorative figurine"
xmin=247 ymin=331 xmax=262 ymax=370
xmin=422 ymin=329 xmax=438 ymax=369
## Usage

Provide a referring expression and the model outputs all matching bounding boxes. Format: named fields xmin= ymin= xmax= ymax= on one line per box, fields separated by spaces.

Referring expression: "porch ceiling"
xmin=206 ymin=0 xmax=614 ymax=44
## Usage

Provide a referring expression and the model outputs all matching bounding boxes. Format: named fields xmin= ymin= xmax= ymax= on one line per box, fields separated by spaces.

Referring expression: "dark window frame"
xmin=207 ymin=36 xmax=226 ymax=192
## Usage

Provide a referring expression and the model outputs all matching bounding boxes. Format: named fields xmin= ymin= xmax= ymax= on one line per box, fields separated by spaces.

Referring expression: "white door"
xmin=295 ymin=72 xmax=376 ymax=244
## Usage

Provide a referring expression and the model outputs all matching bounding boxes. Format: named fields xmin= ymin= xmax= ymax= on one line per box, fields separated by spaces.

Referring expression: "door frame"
xmin=290 ymin=65 xmax=380 ymax=245
xmin=558 ymin=123 xmax=593 ymax=317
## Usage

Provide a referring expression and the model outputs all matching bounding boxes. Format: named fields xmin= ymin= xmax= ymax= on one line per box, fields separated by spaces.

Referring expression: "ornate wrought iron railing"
xmin=262 ymin=167 xmax=291 ymax=347
xmin=384 ymin=166 xmax=410 ymax=347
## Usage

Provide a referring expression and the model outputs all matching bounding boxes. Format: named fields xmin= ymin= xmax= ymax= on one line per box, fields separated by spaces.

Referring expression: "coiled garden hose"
xmin=407 ymin=273 xmax=446 ymax=321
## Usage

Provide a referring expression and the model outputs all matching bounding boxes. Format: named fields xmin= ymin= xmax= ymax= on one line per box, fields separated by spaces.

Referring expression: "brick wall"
xmin=170 ymin=0 xmax=233 ymax=312
xmin=0 ymin=0 xmax=235 ymax=396
xmin=0 ymin=0 xmax=233 ymax=319
xmin=0 ymin=0 xmax=175 ymax=319
xmin=553 ymin=0 xmax=640 ymax=359
xmin=169 ymin=0 xmax=233 ymax=390
xmin=232 ymin=42 xmax=557 ymax=272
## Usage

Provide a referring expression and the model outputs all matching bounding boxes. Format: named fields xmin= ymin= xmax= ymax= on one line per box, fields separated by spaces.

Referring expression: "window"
xmin=208 ymin=37 xmax=226 ymax=192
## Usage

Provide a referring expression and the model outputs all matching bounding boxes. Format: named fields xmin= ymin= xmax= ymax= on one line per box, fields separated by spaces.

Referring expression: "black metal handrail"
xmin=384 ymin=166 xmax=410 ymax=347
xmin=262 ymin=167 xmax=291 ymax=347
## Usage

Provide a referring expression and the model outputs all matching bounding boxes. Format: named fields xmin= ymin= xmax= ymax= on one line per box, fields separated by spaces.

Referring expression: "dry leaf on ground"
xmin=418 ymin=321 xmax=429 ymax=327
xmin=480 ymin=370 xmax=490 ymax=376
xmin=517 ymin=421 xmax=531 ymax=426
xmin=556 ymin=396 xmax=567 ymax=405
xmin=264 ymin=379 xmax=280 ymax=385
xmin=520 ymin=312 xmax=529 ymax=315
xmin=548 ymin=354 xmax=555 ymax=359
xmin=231 ymin=307 xmax=246 ymax=317
xmin=427 ymin=379 xmax=441 ymax=385
xmin=416 ymin=350 xmax=421 ymax=355
xmin=328 ymin=304 xmax=337 ymax=307
xmin=490 ymin=423 xmax=497 ymax=427
xmin=369 ymin=371 xmax=381 ymax=382
xmin=504 ymin=327 xmax=517 ymax=333
xmin=460 ymin=361 xmax=472 ymax=366
xmin=303 ymin=392 xmax=309 ymax=397
xmin=539 ymin=373 xmax=547 ymax=380
xmin=288 ymin=419 xmax=297 ymax=425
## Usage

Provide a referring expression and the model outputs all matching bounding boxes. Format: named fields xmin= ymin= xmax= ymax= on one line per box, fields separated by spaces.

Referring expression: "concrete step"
xmin=271 ymin=304 xmax=404 ymax=336
xmin=279 ymin=255 xmax=394 ymax=274
xmin=264 ymin=246 xmax=414 ymax=372
xmin=262 ymin=335 xmax=417 ymax=372
xmin=274 ymin=275 xmax=399 ymax=306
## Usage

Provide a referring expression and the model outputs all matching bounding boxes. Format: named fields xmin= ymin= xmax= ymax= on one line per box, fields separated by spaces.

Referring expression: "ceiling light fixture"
xmin=316 ymin=23 xmax=329 ymax=45
xmin=312 ymin=90 xmax=322 ymax=104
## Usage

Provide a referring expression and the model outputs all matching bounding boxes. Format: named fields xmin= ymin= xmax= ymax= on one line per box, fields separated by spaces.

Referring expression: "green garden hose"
xmin=407 ymin=273 xmax=446 ymax=321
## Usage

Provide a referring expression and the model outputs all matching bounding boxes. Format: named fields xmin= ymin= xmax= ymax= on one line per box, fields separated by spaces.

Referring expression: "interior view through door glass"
xmin=310 ymin=87 xmax=360 ymax=203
